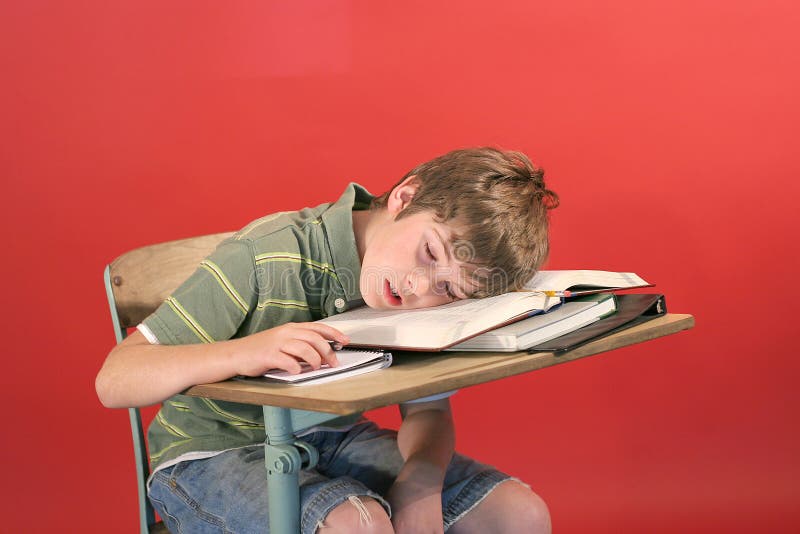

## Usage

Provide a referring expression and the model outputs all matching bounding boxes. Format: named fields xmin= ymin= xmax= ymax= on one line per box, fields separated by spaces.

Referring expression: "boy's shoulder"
xmin=231 ymin=183 xmax=372 ymax=245
xmin=231 ymin=205 xmax=328 ymax=245
xmin=216 ymin=183 xmax=372 ymax=278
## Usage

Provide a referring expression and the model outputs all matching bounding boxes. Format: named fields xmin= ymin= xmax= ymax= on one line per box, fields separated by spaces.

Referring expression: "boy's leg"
xmin=318 ymin=496 xmax=392 ymax=533
xmin=439 ymin=453 xmax=550 ymax=533
xmin=315 ymin=420 xmax=550 ymax=533
xmin=147 ymin=441 xmax=393 ymax=534
xmin=446 ymin=479 xmax=551 ymax=534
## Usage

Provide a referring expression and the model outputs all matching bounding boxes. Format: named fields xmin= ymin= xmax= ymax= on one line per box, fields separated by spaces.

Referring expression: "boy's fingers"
xmin=282 ymin=340 xmax=323 ymax=370
xmin=283 ymin=329 xmax=341 ymax=362
xmin=299 ymin=323 xmax=350 ymax=345
xmin=268 ymin=353 xmax=302 ymax=375
xmin=288 ymin=331 xmax=340 ymax=367
xmin=318 ymin=339 xmax=339 ymax=367
xmin=325 ymin=348 xmax=339 ymax=367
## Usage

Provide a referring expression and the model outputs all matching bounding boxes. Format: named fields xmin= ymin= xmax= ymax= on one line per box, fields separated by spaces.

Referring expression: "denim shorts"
xmin=148 ymin=420 xmax=519 ymax=533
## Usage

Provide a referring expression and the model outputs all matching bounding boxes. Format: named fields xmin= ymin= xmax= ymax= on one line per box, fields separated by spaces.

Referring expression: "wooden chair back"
xmin=103 ymin=231 xmax=233 ymax=534
xmin=107 ymin=232 xmax=234 ymax=329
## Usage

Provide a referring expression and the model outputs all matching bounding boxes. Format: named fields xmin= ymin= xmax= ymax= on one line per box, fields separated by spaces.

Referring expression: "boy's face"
xmin=358 ymin=179 xmax=477 ymax=310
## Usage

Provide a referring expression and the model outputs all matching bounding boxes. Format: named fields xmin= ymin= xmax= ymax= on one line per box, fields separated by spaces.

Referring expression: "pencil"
xmin=515 ymin=289 xmax=573 ymax=298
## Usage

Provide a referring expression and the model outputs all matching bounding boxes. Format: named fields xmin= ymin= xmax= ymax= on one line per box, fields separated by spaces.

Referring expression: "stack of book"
xmin=319 ymin=270 xmax=662 ymax=352
xmin=263 ymin=270 xmax=665 ymax=385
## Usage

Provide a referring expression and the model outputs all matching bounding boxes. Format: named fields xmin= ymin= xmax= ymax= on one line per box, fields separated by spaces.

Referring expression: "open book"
xmin=525 ymin=270 xmax=651 ymax=296
xmin=318 ymin=270 xmax=650 ymax=351
xmin=318 ymin=291 xmax=560 ymax=351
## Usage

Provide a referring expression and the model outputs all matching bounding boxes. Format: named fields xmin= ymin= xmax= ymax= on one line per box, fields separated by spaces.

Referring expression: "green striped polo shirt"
xmin=141 ymin=183 xmax=372 ymax=470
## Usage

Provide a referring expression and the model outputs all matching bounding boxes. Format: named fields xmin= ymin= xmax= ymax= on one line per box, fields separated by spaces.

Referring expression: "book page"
xmin=322 ymin=292 xmax=549 ymax=328
xmin=319 ymin=291 xmax=555 ymax=349
xmin=525 ymin=270 xmax=649 ymax=291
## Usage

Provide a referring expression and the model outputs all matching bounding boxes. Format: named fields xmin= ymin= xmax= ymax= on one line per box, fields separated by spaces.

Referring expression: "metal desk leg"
xmin=263 ymin=406 xmax=361 ymax=534
xmin=264 ymin=406 xmax=303 ymax=534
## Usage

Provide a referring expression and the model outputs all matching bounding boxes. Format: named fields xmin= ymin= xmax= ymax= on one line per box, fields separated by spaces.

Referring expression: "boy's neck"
xmin=352 ymin=208 xmax=389 ymax=264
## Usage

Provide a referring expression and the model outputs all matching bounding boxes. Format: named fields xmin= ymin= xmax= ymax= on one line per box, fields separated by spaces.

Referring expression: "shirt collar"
xmin=320 ymin=182 xmax=373 ymax=308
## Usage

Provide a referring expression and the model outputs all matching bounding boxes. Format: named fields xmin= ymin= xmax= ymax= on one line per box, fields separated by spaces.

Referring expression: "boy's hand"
xmin=228 ymin=322 xmax=348 ymax=376
xmin=387 ymin=464 xmax=444 ymax=534
xmin=386 ymin=399 xmax=453 ymax=533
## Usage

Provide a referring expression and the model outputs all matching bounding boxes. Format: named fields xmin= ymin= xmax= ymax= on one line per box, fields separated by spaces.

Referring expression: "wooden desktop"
xmin=184 ymin=313 xmax=694 ymax=534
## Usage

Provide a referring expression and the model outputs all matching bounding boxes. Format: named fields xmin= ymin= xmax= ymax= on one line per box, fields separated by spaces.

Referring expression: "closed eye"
xmin=445 ymin=282 xmax=458 ymax=300
xmin=425 ymin=242 xmax=436 ymax=262
xmin=426 ymin=243 xmax=458 ymax=299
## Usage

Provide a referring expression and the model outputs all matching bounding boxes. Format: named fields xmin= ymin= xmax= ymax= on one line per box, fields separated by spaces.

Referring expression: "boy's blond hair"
xmin=372 ymin=147 xmax=559 ymax=297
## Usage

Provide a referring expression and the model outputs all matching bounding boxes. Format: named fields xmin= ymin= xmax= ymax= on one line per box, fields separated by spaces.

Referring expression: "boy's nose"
xmin=404 ymin=270 xmax=432 ymax=298
xmin=415 ymin=275 xmax=432 ymax=296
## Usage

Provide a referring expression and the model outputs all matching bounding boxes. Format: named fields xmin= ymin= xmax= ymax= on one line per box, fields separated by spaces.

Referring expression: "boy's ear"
xmin=386 ymin=175 xmax=419 ymax=216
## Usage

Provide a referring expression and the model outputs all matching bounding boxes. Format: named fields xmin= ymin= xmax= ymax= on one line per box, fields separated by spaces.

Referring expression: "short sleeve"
xmin=141 ymin=239 xmax=258 ymax=345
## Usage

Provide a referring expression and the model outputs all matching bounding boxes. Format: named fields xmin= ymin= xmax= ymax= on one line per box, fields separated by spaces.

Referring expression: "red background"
xmin=2 ymin=1 xmax=798 ymax=532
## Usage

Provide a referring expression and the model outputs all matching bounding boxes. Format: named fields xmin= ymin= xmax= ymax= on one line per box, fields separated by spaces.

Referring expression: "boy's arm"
xmin=95 ymin=323 xmax=348 ymax=409
xmin=387 ymin=397 xmax=455 ymax=533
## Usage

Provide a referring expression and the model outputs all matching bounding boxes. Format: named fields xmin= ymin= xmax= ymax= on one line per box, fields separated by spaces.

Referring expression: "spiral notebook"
xmin=260 ymin=349 xmax=392 ymax=386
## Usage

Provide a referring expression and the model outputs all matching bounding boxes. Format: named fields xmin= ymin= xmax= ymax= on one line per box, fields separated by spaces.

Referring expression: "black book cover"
xmin=528 ymin=294 xmax=667 ymax=354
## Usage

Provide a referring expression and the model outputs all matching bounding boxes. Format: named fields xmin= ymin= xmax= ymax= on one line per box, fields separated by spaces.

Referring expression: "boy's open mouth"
xmin=383 ymin=279 xmax=402 ymax=306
